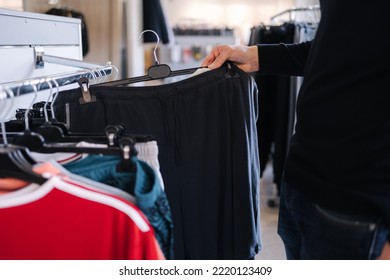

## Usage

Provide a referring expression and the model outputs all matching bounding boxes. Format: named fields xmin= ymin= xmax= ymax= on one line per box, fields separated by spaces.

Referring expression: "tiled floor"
xmin=255 ymin=163 xmax=286 ymax=260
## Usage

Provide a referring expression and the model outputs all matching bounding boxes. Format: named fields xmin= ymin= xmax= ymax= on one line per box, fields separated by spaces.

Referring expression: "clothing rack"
xmin=1 ymin=50 xmax=113 ymax=96
xmin=249 ymin=6 xmax=321 ymax=208
xmin=270 ymin=5 xmax=320 ymax=23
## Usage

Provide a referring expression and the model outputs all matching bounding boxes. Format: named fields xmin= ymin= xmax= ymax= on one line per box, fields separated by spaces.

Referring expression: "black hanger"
xmin=94 ymin=29 xmax=208 ymax=87
xmin=8 ymin=84 xmax=138 ymax=167
xmin=12 ymin=127 xmax=139 ymax=173
xmin=30 ymin=80 xmax=96 ymax=143
xmin=47 ymin=80 xmax=155 ymax=144
xmin=95 ymin=64 xmax=207 ymax=87
xmin=22 ymin=80 xmax=150 ymax=145
xmin=4 ymin=119 xmax=155 ymax=147
xmin=33 ymin=100 xmax=66 ymax=143
xmin=13 ymin=124 xmax=123 ymax=154
xmin=0 ymin=146 xmax=47 ymax=185
xmin=116 ymin=137 xmax=138 ymax=173
xmin=11 ymin=124 xmax=138 ymax=174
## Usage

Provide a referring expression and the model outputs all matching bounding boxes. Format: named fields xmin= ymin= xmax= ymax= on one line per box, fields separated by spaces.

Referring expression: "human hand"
xmin=378 ymin=241 xmax=390 ymax=260
xmin=201 ymin=45 xmax=259 ymax=73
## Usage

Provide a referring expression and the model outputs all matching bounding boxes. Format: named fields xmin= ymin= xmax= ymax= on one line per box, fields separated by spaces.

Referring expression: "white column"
xmin=126 ymin=0 xmax=145 ymax=77
xmin=295 ymin=0 xmax=319 ymax=6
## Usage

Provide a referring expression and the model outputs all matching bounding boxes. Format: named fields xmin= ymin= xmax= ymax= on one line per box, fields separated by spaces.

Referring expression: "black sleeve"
xmin=257 ymin=41 xmax=312 ymax=76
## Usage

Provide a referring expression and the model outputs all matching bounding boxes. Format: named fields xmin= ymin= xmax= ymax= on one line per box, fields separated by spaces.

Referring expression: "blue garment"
xmin=277 ymin=178 xmax=389 ymax=260
xmin=64 ymin=154 xmax=174 ymax=260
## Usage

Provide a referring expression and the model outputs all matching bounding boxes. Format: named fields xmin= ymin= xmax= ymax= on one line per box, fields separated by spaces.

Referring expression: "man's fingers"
xmin=201 ymin=45 xmax=230 ymax=69
xmin=207 ymin=46 xmax=232 ymax=69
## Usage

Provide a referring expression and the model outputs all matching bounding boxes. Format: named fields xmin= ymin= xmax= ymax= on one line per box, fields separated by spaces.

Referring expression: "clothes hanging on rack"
xmin=0 ymin=8 xmax=165 ymax=260
xmin=0 ymin=174 xmax=164 ymax=259
xmin=3 ymin=119 xmax=174 ymax=259
xmin=62 ymin=150 xmax=174 ymax=260
xmin=269 ymin=5 xmax=320 ymax=24
xmin=248 ymin=7 xmax=319 ymax=199
xmin=24 ymin=131 xmax=165 ymax=190
xmin=0 ymin=136 xmax=171 ymax=259
xmin=0 ymin=88 xmax=172 ymax=259
xmin=53 ymin=63 xmax=261 ymax=260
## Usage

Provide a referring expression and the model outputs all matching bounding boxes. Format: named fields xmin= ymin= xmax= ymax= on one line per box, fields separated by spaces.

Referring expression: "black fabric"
xmin=46 ymin=8 xmax=89 ymax=56
xmin=54 ymin=65 xmax=260 ymax=260
xmin=143 ymin=0 xmax=170 ymax=44
xmin=258 ymin=0 xmax=390 ymax=227
xmin=249 ymin=23 xmax=295 ymax=192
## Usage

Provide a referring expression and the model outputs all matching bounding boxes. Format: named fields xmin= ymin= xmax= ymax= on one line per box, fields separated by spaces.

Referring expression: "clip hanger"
xmin=140 ymin=30 xmax=172 ymax=79
xmin=78 ymin=77 xmax=96 ymax=104
xmin=96 ymin=29 xmax=208 ymax=87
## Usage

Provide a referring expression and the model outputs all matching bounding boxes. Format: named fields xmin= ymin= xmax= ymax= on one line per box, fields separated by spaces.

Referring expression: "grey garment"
xmin=135 ymin=141 xmax=165 ymax=191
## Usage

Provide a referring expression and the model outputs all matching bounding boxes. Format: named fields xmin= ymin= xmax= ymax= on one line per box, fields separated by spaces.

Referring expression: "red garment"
xmin=0 ymin=176 xmax=164 ymax=260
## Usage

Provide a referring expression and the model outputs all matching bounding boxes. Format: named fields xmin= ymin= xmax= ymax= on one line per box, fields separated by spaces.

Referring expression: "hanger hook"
xmin=86 ymin=68 xmax=98 ymax=84
xmin=40 ymin=78 xmax=53 ymax=123
xmin=0 ymin=88 xmax=7 ymax=121
xmin=23 ymin=81 xmax=40 ymax=131
xmin=50 ymin=79 xmax=60 ymax=120
xmin=0 ymin=87 xmax=15 ymax=146
xmin=0 ymin=87 xmax=8 ymax=146
xmin=139 ymin=29 xmax=160 ymax=65
xmin=107 ymin=61 xmax=119 ymax=80
xmin=94 ymin=68 xmax=105 ymax=83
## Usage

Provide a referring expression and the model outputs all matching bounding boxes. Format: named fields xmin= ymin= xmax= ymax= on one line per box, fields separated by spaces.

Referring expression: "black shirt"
xmin=258 ymin=0 xmax=390 ymax=226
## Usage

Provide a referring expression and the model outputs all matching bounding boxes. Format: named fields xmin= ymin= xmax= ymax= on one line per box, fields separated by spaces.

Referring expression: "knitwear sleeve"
xmin=258 ymin=40 xmax=312 ymax=76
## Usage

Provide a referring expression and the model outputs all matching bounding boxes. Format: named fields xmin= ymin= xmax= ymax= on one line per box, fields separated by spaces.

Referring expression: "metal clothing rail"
xmin=1 ymin=65 xmax=112 ymax=96
xmin=1 ymin=48 xmax=113 ymax=96
xmin=34 ymin=46 xmax=106 ymax=70
xmin=270 ymin=5 xmax=320 ymax=22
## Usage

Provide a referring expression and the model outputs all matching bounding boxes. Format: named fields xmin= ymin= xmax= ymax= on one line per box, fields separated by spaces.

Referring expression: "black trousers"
xmin=54 ymin=64 xmax=261 ymax=259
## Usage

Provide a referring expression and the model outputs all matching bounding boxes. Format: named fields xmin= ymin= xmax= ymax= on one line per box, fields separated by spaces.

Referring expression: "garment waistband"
xmin=55 ymin=63 xmax=247 ymax=105
xmin=135 ymin=141 xmax=159 ymax=160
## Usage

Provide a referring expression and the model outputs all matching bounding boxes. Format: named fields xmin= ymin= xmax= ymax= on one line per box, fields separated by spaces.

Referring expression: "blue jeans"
xmin=277 ymin=179 xmax=389 ymax=259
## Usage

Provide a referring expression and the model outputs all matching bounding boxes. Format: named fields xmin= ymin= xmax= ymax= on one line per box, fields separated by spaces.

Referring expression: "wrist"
xmin=248 ymin=46 xmax=259 ymax=72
